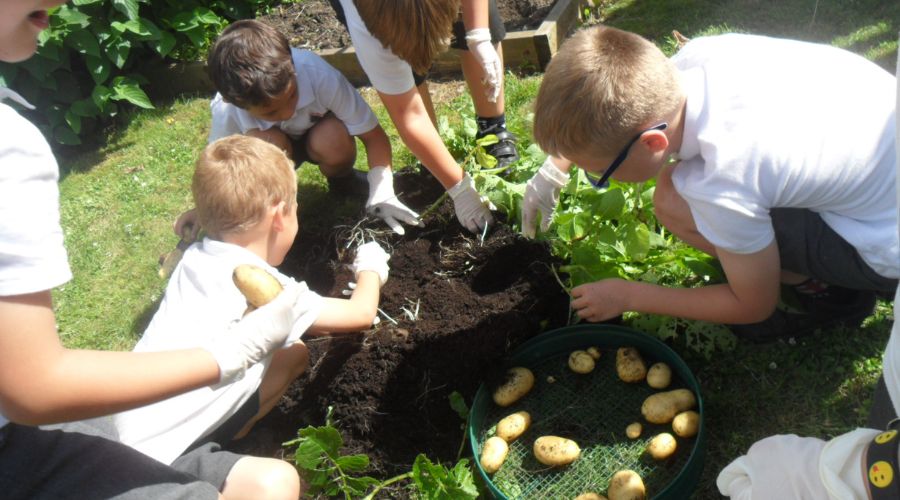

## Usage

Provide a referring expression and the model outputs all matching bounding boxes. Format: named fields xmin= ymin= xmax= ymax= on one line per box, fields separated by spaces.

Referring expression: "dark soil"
xmin=227 ymin=168 xmax=571 ymax=492
xmin=260 ymin=0 xmax=558 ymax=50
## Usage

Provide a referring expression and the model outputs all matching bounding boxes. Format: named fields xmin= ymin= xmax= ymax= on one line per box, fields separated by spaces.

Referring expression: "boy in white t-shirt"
xmin=114 ymin=135 xmax=390 ymax=479
xmin=525 ymin=25 xmax=898 ymax=341
xmin=178 ymin=19 xmax=420 ymax=238
xmin=0 ymin=2 xmax=315 ymax=498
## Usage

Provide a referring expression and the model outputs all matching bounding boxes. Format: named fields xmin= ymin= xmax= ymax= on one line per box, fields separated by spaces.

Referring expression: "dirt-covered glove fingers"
xmin=174 ymin=208 xmax=200 ymax=241
xmin=466 ymin=28 xmax=502 ymax=103
xmin=208 ymin=282 xmax=305 ymax=383
xmin=521 ymin=157 xmax=568 ymax=238
xmin=351 ymin=241 xmax=390 ymax=285
xmin=448 ymin=173 xmax=495 ymax=233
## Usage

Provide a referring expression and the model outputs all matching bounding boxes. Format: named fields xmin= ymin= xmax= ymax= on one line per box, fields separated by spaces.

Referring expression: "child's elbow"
xmin=737 ymin=300 xmax=778 ymax=324
xmin=0 ymin=397 xmax=54 ymax=426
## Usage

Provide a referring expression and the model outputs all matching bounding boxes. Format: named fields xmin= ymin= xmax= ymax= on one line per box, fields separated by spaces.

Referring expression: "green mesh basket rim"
xmin=468 ymin=324 xmax=706 ymax=500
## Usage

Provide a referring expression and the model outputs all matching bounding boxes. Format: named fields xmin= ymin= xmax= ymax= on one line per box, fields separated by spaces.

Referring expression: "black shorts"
xmin=772 ymin=208 xmax=898 ymax=293
xmin=328 ymin=0 xmax=506 ymax=86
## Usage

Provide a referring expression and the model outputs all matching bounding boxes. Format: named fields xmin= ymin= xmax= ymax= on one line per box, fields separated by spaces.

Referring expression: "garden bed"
xmin=227 ymin=168 xmax=572 ymax=489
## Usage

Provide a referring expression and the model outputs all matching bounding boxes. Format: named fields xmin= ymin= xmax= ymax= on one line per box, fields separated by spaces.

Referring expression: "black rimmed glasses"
xmin=585 ymin=122 xmax=668 ymax=189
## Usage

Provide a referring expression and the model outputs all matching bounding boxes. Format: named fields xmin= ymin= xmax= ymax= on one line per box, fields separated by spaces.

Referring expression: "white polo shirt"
xmin=670 ymin=34 xmax=899 ymax=279
xmin=209 ymin=48 xmax=379 ymax=141
xmin=336 ymin=0 xmax=417 ymax=95
xmin=0 ymin=88 xmax=72 ymax=429
xmin=113 ymin=238 xmax=322 ymax=464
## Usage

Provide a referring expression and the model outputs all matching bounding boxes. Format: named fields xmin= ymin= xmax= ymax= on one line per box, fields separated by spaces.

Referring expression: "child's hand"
xmin=522 ymin=157 xmax=569 ymax=238
xmin=571 ymin=279 xmax=630 ymax=322
xmin=173 ymin=208 xmax=200 ymax=242
xmin=466 ymin=28 xmax=502 ymax=103
xmin=208 ymin=282 xmax=310 ymax=383
xmin=448 ymin=173 xmax=495 ymax=233
xmin=366 ymin=166 xmax=423 ymax=235
xmin=351 ymin=241 xmax=390 ymax=286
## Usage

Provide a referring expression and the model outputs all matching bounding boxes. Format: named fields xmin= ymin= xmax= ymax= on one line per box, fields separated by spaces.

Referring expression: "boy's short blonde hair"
xmin=534 ymin=25 xmax=683 ymax=159
xmin=207 ymin=20 xmax=294 ymax=109
xmin=354 ymin=0 xmax=460 ymax=74
xmin=193 ymin=135 xmax=297 ymax=237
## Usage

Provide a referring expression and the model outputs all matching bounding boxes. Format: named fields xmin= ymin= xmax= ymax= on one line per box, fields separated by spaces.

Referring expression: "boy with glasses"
xmin=526 ymin=25 xmax=898 ymax=341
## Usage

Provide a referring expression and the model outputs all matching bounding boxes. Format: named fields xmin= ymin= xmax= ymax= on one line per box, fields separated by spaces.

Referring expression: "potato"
xmin=568 ymin=350 xmax=595 ymax=374
xmin=479 ymin=436 xmax=509 ymax=474
xmin=574 ymin=493 xmax=607 ymax=500
xmin=233 ymin=264 xmax=282 ymax=308
xmin=641 ymin=388 xmax=696 ymax=424
xmin=625 ymin=422 xmax=642 ymax=439
xmin=647 ymin=432 xmax=677 ymax=460
xmin=607 ymin=469 xmax=645 ymax=500
xmin=672 ymin=410 xmax=700 ymax=438
xmin=496 ymin=411 xmax=531 ymax=442
xmin=586 ymin=346 xmax=602 ymax=360
xmin=492 ymin=367 xmax=535 ymax=407
xmin=533 ymin=436 xmax=581 ymax=467
xmin=615 ymin=347 xmax=647 ymax=383
xmin=646 ymin=362 xmax=672 ymax=389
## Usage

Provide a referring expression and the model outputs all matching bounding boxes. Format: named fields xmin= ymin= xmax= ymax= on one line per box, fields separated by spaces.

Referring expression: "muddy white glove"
xmin=522 ymin=157 xmax=569 ymax=238
xmin=209 ymin=282 xmax=306 ymax=383
xmin=351 ymin=241 xmax=390 ymax=286
xmin=466 ymin=28 xmax=502 ymax=103
xmin=448 ymin=173 xmax=495 ymax=233
xmin=366 ymin=166 xmax=422 ymax=235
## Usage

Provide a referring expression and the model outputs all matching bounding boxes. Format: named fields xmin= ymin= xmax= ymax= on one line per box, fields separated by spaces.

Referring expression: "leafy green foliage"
xmin=0 ymin=1 xmax=275 ymax=145
xmin=409 ymin=454 xmax=478 ymax=500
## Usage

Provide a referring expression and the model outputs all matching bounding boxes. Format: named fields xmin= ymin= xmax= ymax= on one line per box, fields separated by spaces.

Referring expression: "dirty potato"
xmin=607 ymin=469 xmax=645 ymax=500
xmin=480 ymin=436 xmax=509 ymax=474
xmin=492 ymin=367 xmax=535 ymax=407
xmin=647 ymin=432 xmax=677 ymax=460
xmin=625 ymin=422 xmax=642 ymax=439
xmin=568 ymin=350 xmax=595 ymax=374
xmin=672 ymin=410 xmax=700 ymax=438
xmin=615 ymin=347 xmax=647 ymax=383
xmin=575 ymin=493 xmax=607 ymax=500
xmin=586 ymin=346 xmax=602 ymax=360
xmin=646 ymin=362 xmax=672 ymax=389
xmin=533 ymin=436 xmax=581 ymax=467
xmin=233 ymin=264 xmax=283 ymax=308
xmin=496 ymin=411 xmax=531 ymax=442
xmin=641 ymin=388 xmax=697 ymax=424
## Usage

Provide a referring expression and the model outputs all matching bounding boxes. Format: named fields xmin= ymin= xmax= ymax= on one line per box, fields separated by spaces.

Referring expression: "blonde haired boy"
xmin=529 ymin=25 xmax=898 ymax=340
xmin=114 ymin=136 xmax=390 ymax=497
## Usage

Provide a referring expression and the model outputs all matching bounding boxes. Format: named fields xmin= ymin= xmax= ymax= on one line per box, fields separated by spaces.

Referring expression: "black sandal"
xmin=482 ymin=129 xmax=520 ymax=170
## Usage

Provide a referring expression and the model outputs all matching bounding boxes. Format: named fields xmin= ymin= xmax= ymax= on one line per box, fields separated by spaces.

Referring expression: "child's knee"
xmin=250 ymin=460 xmax=301 ymax=500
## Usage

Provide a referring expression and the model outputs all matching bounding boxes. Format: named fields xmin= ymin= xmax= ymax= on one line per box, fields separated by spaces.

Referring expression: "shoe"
xmin=480 ymin=128 xmax=520 ymax=172
xmin=728 ymin=287 xmax=877 ymax=343
xmin=327 ymin=169 xmax=369 ymax=197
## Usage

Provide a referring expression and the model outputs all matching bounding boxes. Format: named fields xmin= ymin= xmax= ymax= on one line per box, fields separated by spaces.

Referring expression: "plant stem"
xmin=362 ymin=472 xmax=413 ymax=500
xmin=419 ymin=192 xmax=449 ymax=219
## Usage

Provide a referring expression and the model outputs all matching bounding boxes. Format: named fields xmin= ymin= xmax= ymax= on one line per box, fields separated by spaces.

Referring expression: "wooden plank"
xmin=535 ymin=0 xmax=582 ymax=69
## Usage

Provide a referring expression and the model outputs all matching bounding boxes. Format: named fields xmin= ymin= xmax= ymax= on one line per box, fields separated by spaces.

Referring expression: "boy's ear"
xmin=270 ymin=201 xmax=287 ymax=231
xmin=640 ymin=129 xmax=669 ymax=154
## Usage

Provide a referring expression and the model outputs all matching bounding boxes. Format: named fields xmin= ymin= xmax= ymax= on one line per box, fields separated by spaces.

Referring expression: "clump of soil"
xmin=227 ymin=168 xmax=571 ymax=482
xmin=261 ymin=0 xmax=558 ymax=50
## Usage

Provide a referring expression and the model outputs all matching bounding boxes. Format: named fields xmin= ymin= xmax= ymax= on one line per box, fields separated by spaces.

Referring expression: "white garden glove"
xmin=448 ymin=173 xmax=495 ymax=233
xmin=366 ymin=166 xmax=422 ymax=235
xmin=208 ymin=282 xmax=308 ymax=383
xmin=351 ymin=241 xmax=390 ymax=286
xmin=521 ymin=157 xmax=569 ymax=238
xmin=466 ymin=28 xmax=502 ymax=103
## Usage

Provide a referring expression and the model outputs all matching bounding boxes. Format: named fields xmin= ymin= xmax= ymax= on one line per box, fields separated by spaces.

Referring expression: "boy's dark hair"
xmin=207 ymin=20 xmax=294 ymax=109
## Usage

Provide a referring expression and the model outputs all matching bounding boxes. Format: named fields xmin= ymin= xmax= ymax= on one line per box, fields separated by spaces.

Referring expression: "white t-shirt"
xmin=670 ymin=34 xmax=899 ymax=279
xmin=336 ymin=0 xmax=417 ymax=95
xmin=208 ymin=48 xmax=379 ymax=142
xmin=113 ymin=238 xmax=323 ymax=464
xmin=0 ymin=88 xmax=73 ymax=429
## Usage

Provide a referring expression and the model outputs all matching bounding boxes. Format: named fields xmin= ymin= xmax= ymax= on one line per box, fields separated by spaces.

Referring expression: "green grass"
xmin=47 ymin=1 xmax=898 ymax=498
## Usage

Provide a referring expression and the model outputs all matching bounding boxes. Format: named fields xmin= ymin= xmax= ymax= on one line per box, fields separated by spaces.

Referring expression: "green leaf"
xmin=85 ymin=55 xmax=111 ymax=85
xmin=69 ymin=97 xmax=99 ymax=117
xmin=170 ymin=12 xmax=200 ymax=32
xmin=56 ymin=6 xmax=91 ymax=27
xmin=112 ymin=0 xmax=141 ymax=21
xmin=343 ymin=476 xmax=380 ymax=496
xmin=53 ymin=124 xmax=81 ymax=145
xmin=298 ymin=425 xmax=343 ymax=457
xmin=65 ymin=29 xmax=101 ymax=57
xmin=410 ymin=455 xmax=477 ymax=500
xmin=103 ymin=35 xmax=131 ymax=69
xmin=448 ymin=391 xmax=469 ymax=421
xmin=621 ymin=222 xmax=652 ymax=261
xmin=335 ymin=454 xmax=369 ymax=472
xmin=72 ymin=0 xmax=104 ymax=5
xmin=149 ymin=32 xmax=176 ymax=58
xmin=193 ymin=7 xmax=223 ymax=25
xmin=110 ymin=77 xmax=153 ymax=109
xmin=91 ymin=84 xmax=112 ymax=112
xmin=64 ymin=109 xmax=82 ymax=134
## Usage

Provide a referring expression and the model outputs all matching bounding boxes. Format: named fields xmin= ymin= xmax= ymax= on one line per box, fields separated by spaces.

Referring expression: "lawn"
xmin=48 ymin=0 xmax=898 ymax=498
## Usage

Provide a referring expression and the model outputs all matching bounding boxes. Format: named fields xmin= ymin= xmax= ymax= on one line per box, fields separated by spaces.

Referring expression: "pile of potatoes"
xmin=481 ymin=345 xmax=699 ymax=500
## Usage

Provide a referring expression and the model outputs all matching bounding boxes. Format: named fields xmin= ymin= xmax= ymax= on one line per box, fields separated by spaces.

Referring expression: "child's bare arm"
xmin=246 ymin=127 xmax=293 ymax=157
xmin=356 ymin=125 xmax=392 ymax=169
xmin=0 ymin=290 xmax=219 ymax=425
xmin=571 ymin=242 xmax=781 ymax=324
xmin=307 ymin=271 xmax=380 ymax=334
